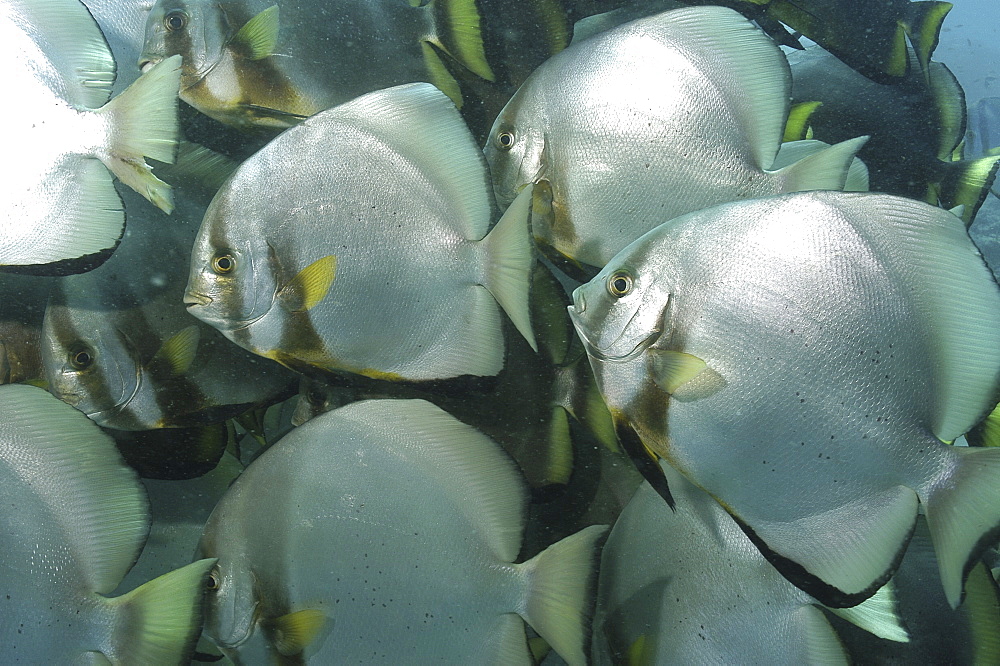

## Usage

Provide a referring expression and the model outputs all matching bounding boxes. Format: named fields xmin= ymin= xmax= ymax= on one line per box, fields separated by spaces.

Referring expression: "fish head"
xmin=140 ymin=0 xmax=227 ymax=85
xmin=41 ymin=304 xmax=143 ymax=427
xmin=199 ymin=507 xmax=260 ymax=650
xmin=567 ymin=245 xmax=670 ymax=364
xmin=185 ymin=190 xmax=278 ymax=333
xmin=484 ymin=99 xmax=549 ymax=210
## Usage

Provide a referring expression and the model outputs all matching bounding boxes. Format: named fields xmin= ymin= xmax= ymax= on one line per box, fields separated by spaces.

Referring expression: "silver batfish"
xmin=41 ymin=186 xmax=295 ymax=430
xmin=0 ymin=383 xmax=216 ymax=663
xmin=485 ymin=6 xmax=866 ymax=269
xmin=185 ymin=82 xmax=536 ymax=382
xmin=2 ymin=0 xmax=182 ymax=273
xmin=138 ymin=0 xmax=494 ymax=130
xmin=568 ymin=190 xmax=1000 ymax=609
xmin=197 ymin=398 xmax=607 ymax=664
xmin=594 ymin=462 xmax=908 ymax=664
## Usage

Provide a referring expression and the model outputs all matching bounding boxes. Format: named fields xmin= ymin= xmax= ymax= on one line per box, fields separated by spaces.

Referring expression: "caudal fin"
xmin=105 ymin=558 xmax=217 ymax=664
xmin=481 ymin=185 xmax=537 ymax=351
xmin=518 ymin=524 xmax=608 ymax=666
xmin=98 ymin=54 xmax=182 ymax=213
xmin=925 ymin=446 xmax=1000 ymax=608
xmin=773 ymin=135 xmax=869 ymax=194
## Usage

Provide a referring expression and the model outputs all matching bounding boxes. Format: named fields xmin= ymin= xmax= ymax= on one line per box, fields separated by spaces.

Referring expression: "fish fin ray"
xmin=732 ymin=486 xmax=917 ymax=607
xmin=826 ymin=581 xmax=910 ymax=642
xmin=653 ymin=7 xmax=790 ymax=170
xmin=278 ymin=255 xmax=337 ymax=313
xmin=773 ymin=139 xmax=870 ymax=192
xmin=936 ymin=154 xmax=1000 ymax=225
xmin=901 ymin=1 xmax=952 ymax=74
xmin=772 ymin=135 xmax=869 ymax=193
xmin=106 ymin=559 xmax=216 ymax=663
xmin=425 ymin=0 xmax=494 ymax=81
xmin=150 ymin=325 xmax=200 ymax=375
xmin=518 ymin=524 xmax=608 ymax=666
xmin=963 ymin=562 xmax=1000 ymax=662
xmin=796 ymin=606 xmax=850 ymax=665
xmin=233 ymin=5 xmax=280 ymax=60
xmin=925 ymin=446 xmax=1000 ymax=607
xmin=481 ymin=185 xmax=537 ymax=351
xmin=98 ymin=55 xmax=182 ymax=213
xmin=0 ymin=385 xmax=148 ymax=593
xmin=268 ymin=609 xmax=326 ymax=656
xmin=647 ymin=350 xmax=707 ymax=394
xmin=419 ymin=41 xmax=463 ymax=108
xmin=927 ymin=62 xmax=966 ymax=161
xmin=490 ymin=614 xmax=532 ymax=664
xmin=783 ymin=101 xmax=823 ymax=143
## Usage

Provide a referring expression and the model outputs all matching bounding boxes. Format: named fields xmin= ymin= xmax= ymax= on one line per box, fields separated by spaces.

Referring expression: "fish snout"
xmin=571 ymin=288 xmax=586 ymax=314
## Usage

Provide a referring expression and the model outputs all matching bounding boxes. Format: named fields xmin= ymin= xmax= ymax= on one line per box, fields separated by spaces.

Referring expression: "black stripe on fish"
xmin=728 ymin=508 xmax=917 ymax=609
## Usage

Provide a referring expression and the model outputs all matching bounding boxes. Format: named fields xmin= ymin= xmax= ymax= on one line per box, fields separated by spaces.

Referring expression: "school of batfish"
xmin=4 ymin=0 xmax=1000 ymax=663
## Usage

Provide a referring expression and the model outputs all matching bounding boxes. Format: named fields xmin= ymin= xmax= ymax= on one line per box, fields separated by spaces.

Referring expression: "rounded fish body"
xmin=485 ymin=7 xmax=864 ymax=269
xmin=199 ymin=399 xmax=605 ymax=664
xmin=570 ymin=190 xmax=1000 ymax=607
xmin=186 ymin=83 xmax=536 ymax=382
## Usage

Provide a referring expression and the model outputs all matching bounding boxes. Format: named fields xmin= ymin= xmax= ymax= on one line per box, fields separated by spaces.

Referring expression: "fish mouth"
xmin=568 ymin=301 xmax=661 ymax=363
xmin=184 ymin=291 xmax=213 ymax=307
xmin=214 ymin=601 xmax=261 ymax=650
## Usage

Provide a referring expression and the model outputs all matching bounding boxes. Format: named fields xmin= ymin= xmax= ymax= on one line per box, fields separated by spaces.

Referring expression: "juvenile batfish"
xmin=41 ymin=187 xmax=296 ymax=431
xmin=568 ymin=190 xmax=1000 ymax=609
xmin=198 ymin=398 xmax=607 ymax=664
xmin=485 ymin=6 xmax=866 ymax=269
xmin=138 ymin=0 xmax=495 ymax=130
xmin=185 ymin=82 xmax=536 ymax=382
xmin=595 ymin=463 xmax=908 ymax=664
xmin=0 ymin=383 xmax=217 ymax=663
xmin=2 ymin=0 xmax=182 ymax=274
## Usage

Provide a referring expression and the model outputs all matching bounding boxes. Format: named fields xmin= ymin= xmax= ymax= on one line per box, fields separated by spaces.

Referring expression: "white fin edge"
xmin=826 ymin=581 xmax=910 ymax=642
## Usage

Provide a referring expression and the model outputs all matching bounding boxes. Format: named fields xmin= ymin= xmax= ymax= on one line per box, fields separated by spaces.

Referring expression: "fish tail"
xmin=426 ymin=0 xmax=495 ymax=81
xmin=901 ymin=1 xmax=953 ymax=74
xmin=103 ymin=558 xmax=217 ymax=663
xmin=924 ymin=446 xmax=1000 ymax=608
xmin=518 ymin=524 xmax=608 ymax=666
xmin=481 ymin=185 xmax=537 ymax=351
xmin=773 ymin=135 xmax=869 ymax=193
xmin=97 ymin=54 xmax=183 ymax=214
xmin=935 ymin=154 xmax=1000 ymax=226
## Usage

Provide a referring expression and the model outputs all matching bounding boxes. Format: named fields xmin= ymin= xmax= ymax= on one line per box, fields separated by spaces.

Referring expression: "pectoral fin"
xmin=278 ymin=255 xmax=337 ymax=313
xmin=149 ymin=325 xmax=200 ymax=375
xmin=234 ymin=5 xmax=280 ymax=60
xmin=268 ymin=609 xmax=326 ymax=656
xmin=647 ymin=349 xmax=707 ymax=395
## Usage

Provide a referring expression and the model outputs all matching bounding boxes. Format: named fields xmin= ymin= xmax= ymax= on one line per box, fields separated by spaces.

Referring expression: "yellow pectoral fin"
xmin=234 ymin=5 xmax=280 ymax=60
xmin=279 ymin=255 xmax=337 ymax=313
xmin=648 ymin=349 xmax=707 ymax=394
xmin=268 ymin=609 xmax=326 ymax=656
xmin=150 ymin=325 xmax=200 ymax=375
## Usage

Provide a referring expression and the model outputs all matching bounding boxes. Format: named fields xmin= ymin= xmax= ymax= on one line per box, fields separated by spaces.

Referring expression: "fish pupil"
xmin=71 ymin=350 xmax=92 ymax=369
xmin=609 ymin=272 xmax=633 ymax=297
xmin=496 ymin=131 xmax=514 ymax=150
xmin=213 ymin=254 xmax=235 ymax=274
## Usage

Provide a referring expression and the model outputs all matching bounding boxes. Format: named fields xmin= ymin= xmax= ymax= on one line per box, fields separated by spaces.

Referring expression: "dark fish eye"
xmin=212 ymin=253 xmax=236 ymax=274
xmin=164 ymin=10 xmax=187 ymax=32
xmin=607 ymin=271 xmax=633 ymax=298
xmin=207 ymin=570 xmax=220 ymax=591
xmin=70 ymin=348 xmax=93 ymax=370
xmin=495 ymin=131 xmax=515 ymax=151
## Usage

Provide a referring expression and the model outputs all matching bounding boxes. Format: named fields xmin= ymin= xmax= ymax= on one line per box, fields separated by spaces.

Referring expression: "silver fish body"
xmin=595 ymin=463 xmax=907 ymax=664
xmin=198 ymin=398 xmax=606 ymax=664
xmin=0 ymin=383 xmax=216 ymax=662
xmin=42 ymin=187 xmax=295 ymax=430
xmin=569 ymin=190 xmax=1000 ymax=609
xmin=2 ymin=0 xmax=182 ymax=272
xmin=485 ymin=6 xmax=866 ymax=269
xmin=185 ymin=82 xmax=535 ymax=382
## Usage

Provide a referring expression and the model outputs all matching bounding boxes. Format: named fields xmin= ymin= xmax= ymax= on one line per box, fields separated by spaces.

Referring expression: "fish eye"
xmin=212 ymin=253 xmax=236 ymax=275
xmin=495 ymin=130 xmax=515 ymax=151
xmin=207 ymin=569 xmax=221 ymax=591
xmin=164 ymin=10 xmax=187 ymax=32
xmin=607 ymin=271 xmax=634 ymax=298
xmin=70 ymin=348 xmax=94 ymax=370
